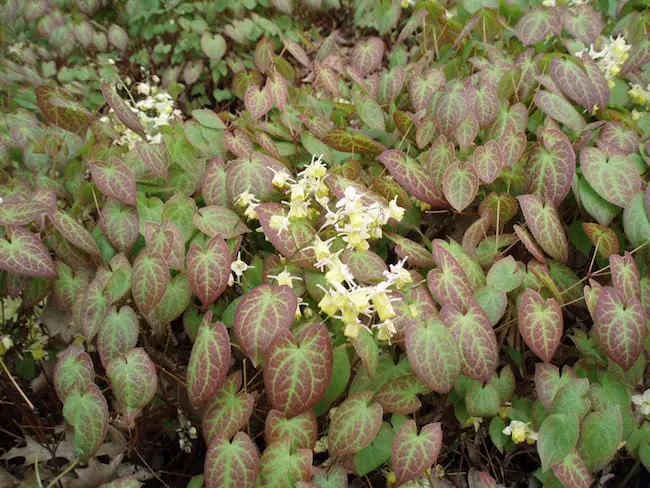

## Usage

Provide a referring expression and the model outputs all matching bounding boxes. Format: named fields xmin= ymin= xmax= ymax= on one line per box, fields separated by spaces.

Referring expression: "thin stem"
xmin=46 ymin=458 xmax=79 ymax=488
xmin=0 ymin=357 xmax=36 ymax=411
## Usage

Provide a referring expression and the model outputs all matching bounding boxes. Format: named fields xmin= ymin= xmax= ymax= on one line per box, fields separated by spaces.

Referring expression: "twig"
xmin=46 ymin=458 xmax=79 ymax=488
xmin=134 ymin=448 xmax=171 ymax=488
xmin=0 ymin=356 xmax=36 ymax=411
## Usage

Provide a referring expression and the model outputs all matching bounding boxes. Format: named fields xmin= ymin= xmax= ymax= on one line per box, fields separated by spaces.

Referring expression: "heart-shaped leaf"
xmin=188 ymin=312 xmax=231 ymax=407
xmin=519 ymin=289 xmax=563 ymax=363
xmin=537 ymin=413 xmax=580 ymax=471
xmin=405 ymin=319 xmax=461 ymax=393
xmin=498 ymin=124 xmax=527 ymax=168
xmin=136 ymin=141 xmax=168 ymax=180
xmin=580 ymin=147 xmax=641 ymax=207
xmin=264 ymin=322 xmax=332 ymax=416
xmin=267 ymin=72 xmax=289 ymax=110
xmin=469 ymin=85 xmax=499 ymax=128
xmin=244 ymin=85 xmax=273 ymax=120
xmin=323 ymin=129 xmax=385 ymax=154
xmin=202 ymin=372 xmax=255 ymax=445
xmin=436 ymin=82 xmax=469 ymax=136
xmin=551 ymin=449 xmax=594 ymax=488
xmin=582 ymin=223 xmax=619 ymax=259
xmin=328 ymin=391 xmax=383 ymax=456
xmin=36 ymin=85 xmax=92 ymax=136
xmin=234 ymin=283 xmax=298 ymax=367
xmin=341 ymin=249 xmax=388 ymax=284
xmin=563 ymin=4 xmax=603 ymax=44
xmin=0 ymin=200 xmax=51 ymax=226
xmin=408 ymin=70 xmax=444 ymax=111
xmin=132 ymin=250 xmax=168 ymax=315
xmin=201 ymin=158 xmax=229 ymax=207
xmin=258 ymin=436 xmax=312 ymax=487
xmin=205 ymin=432 xmax=260 ymax=488
xmin=527 ymin=128 xmax=576 ymax=207
xmin=596 ymin=121 xmax=639 ymax=156
xmin=187 ymin=235 xmax=231 ymax=306
xmin=534 ymin=90 xmax=585 ymax=133
xmin=154 ymin=273 xmax=192 ymax=325
xmin=53 ymin=262 xmax=87 ymax=310
xmin=594 ymin=286 xmax=645 ymax=370
xmin=518 ymin=194 xmax=569 ymax=263
xmin=440 ymin=297 xmax=498 ymax=381
xmin=89 ymin=158 xmax=137 ymax=206
xmin=534 ymin=363 xmax=577 ymax=409
xmin=63 ymin=383 xmax=109 ymax=461
xmin=487 ymin=256 xmax=525 ymax=293
xmin=54 ymin=345 xmax=95 ymax=403
xmin=265 ymin=409 xmax=318 ymax=451
xmin=454 ymin=113 xmax=479 ymax=151
xmin=0 ymin=227 xmax=56 ymax=277
xmin=350 ymin=37 xmax=384 ymax=76
xmin=100 ymin=83 xmax=146 ymax=137
xmin=106 ymin=348 xmax=157 ymax=426
xmin=97 ymin=306 xmax=139 ymax=368
xmin=624 ymin=192 xmax=650 ymax=248
xmin=471 ymin=140 xmax=502 ymax=184
xmin=226 ymin=152 xmax=285 ymax=203
xmin=225 ymin=130 xmax=253 ymax=157
xmin=577 ymin=407 xmax=622 ymax=472
xmin=515 ymin=8 xmax=559 ymax=45
xmin=385 ymin=232 xmax=435 ymax=268
xmin=378 ymin=149 xmax=446 ymax=207
xmin=442 ymin=161 xmax=479 ymax=212
xmin=144 ymin=221 xmax=185 ymax=271
xmin=550 ymin=58 xmax=599 ymax=112
xmin=610 ymin=252 xmax=640 ymax=303
xmin=99 ymin=200 xmax=139 ymax=253
xmin=194 ymin=206 xmax=249 ymax=240
xmin=201 ymin=32 xmax=226 ymax=60
xmin=80 ymin=277 xmax=111 ymax=341
xmin=256 ymin=203 xmax=316 ymax=267
xmin=374 ymin=374 xmax=429 ymax=414
xmin=50 ymin=210 xmax=101 ymax=257
xmin=392 ymin=420 xmax=442 ymax=486
xmin=427 ymin=244 xmax=473 ymax=310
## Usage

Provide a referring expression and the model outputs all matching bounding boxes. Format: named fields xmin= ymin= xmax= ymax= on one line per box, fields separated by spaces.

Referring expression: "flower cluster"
xmin=575 ymin=35 xmax=631 ymax=83
xmin=630 ymin=83 xmax=650 ymax=107
xmin=176 ymin=408 xmax=198 ymax=453
xmin=100 ymin=77 xmax=182 ymax=149
xmin=502 ymin=420 xmax=538 ymax=444
xmin=632 ymin=389 xmax=650 ymax=417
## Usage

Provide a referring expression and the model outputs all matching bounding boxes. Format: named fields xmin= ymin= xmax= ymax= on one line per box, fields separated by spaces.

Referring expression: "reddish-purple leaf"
xmin=374 ymin=374 xmax=429 ymax=415
xmin=597 ymin=122 xmax=640 ymax=157
xmin=187 ymin=312 xmax=232 ymax=407
xmin=35 ymin=85 xmax=91 ymax=136
xmin=409 ymin=69 xmax=445 ymax=112
xmin=265 ymin=409 xmax=318 ymax=451
xmin=201 ymin=157 xmax=229 ymax=208
xmin=439 ymin=298 xmax=498 ymax=381
xmin=323 ymin=128 xmax=385 ymax=155
xmin=551 ymin=449 xmax=594 ymax=488
xmin=234 ymin=283 xmax=298 ymax=367
xmin=517 ymin=194 xmax=568 ymax=263
xmin=187 ymin=235 xmax=231 ymax=306
xmin=471 ymin=140 xmax=502 ymax=184
xmin=392 ymin=420 xmax=442 ymax=486
xmin=405 ymin=319 xmax=461 ymax=394
xmin=256 ymin=203 xmax=316 ymax=267
xmin=281 ymin=36 xmax=311 ymax=68
xmin=582 ymin=223 xmax=619 ymax=259
xmin=378 ymin=149 xmax=447 ymax=207
xmin=534 ymin=90 xmax=586 ymax=133
xmin=550 ymin=58 xmax=599 ymax=113
xmin=202 ymin=372 xmax=255 ymax=444
xmin=50 ymin=210 xmax=101 ymax=257
xmin=350 ymin=37 xmax=384 ymax=76
xmin=563 ymin=4 xmax=603 ymax=45
xmin=594 ymin=286 xmax=646 ymax=370
xmin=100 ymin=83 xmax=146 ymax=137
xmin=610 ymin=252 xmax=640 ymax=302
xmin=0 ymin=227 xmax=56 ymax=277
xmin=427 ymin=244 xmax=473 ymax=311
xmin=244 ymin=84 xmax=273 ymax=120
xmin=264 ymin=322 xmax=332 ymax=416
xmin=54 ymin=345 xmax=95 ymax=403
xmin=99 ymin=200 xmax=139 ymax=253
xmin=267 ymin=72 xmax=289 ymax=110
xmin=518 ymin=289 xmax=563 ymax=363
xmin=513 ymin=224 xmax=547 ymax=264
xmin=469 ymin=85 xmax=499 ymax=128
xmin=534 ymin=363 xmax=577 ymax=409
xmin=454 ymin=113 xmax=479 ymax=151
xmin=328 ymin=392 xmax=383 ymax=456
xmin=136 ymin=141 xmax=168 ymax=180
xmin=498 ymin=124 xmax=527 ymax=168
xmin=580 ymin=147 xmax=641 ymax=208
xmin=226 ymin=152 xmax=286 ymax=203
xmin=443 ymin=161 xmax=479 ymax=213
xmin=385 ymin=232 xmax=435 ymax=268
xmin=527 ymin=127 xmax=576 ymax=207
xmin=436 ymin=82 xmax=469 ymax=136
xmin=205 ymin=432 xmax=260 ymax=488
xmin=144 ymin=221 xmax=185 ymax=271
xmin=515 ymin=8 xmax=560 ymax=45
xmin=621 ymin=40 xmax=650 ymax=75
xmin=132 ymin=250 xmax=169 ymax=314
xmin=225 ymin=130 xmax=253 ymax=157
xmin=89 ymin=158 xmax=137 ymax=206
xmin=80 ymin=275 xmax=111 ymax=341
xmin=0 ymin=200 xmax=51 ymax=226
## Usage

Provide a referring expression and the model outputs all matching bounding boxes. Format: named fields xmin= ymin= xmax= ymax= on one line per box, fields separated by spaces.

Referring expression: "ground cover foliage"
xmin=1 ymin=0 xmax=650 ymax=487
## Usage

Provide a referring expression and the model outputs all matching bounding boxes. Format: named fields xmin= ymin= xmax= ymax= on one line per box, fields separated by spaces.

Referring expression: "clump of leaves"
xmin=1 ymin=0 xmax=650 ymax=487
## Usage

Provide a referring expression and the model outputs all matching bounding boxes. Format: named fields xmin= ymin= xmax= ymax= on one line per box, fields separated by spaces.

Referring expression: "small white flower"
xmin=632 ymin=389 xmax=650 ymax=416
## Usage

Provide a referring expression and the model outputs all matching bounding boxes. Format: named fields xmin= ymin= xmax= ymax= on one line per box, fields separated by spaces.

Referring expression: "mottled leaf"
xmin=328 ymin=392 xmax=383 ymax=456
xmin=187 ymin=235 xmax=231 ymax=306
xmin=392 ymin=420 xmax=442 ymax=486
xmin=265 ymin=409 xmax=318 ymax=451
xmin=132 ymin=250 xmax=169 ymax=314
xmin=442 ymin=161 xmax=479 ymax=213
xmin=205 ymin=432 xmax=260 ymax=488
xmin=0 ymin=227 xmax=56 ymax=277
xmin=54 ymin=345 xmax=95 ymax=403
xmin=518 ymin=194 xmax=569 ymax=262
xmin=202 ymin=372 xmax=255 ymax=444
xmin=89 ymin=158 xmax=137 ymax=205
xmin=519 ymin=289 xmax=563 ymax=363
xmin=97 ymin=306 xmax=139 ymax=368
xmin=62 ymin=383 xmax=109 ymax=461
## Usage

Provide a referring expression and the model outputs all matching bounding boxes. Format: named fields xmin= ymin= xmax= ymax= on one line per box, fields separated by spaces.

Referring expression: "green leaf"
xmin=465 ymin=383 xmax=501 ymax=417
xmin=314 ymin=345 xmax=350 ymax=416
xmin=391 ymin=420 xmax=442 ymax=485
xmin=258 ymin=436 xmax=312 ymax=487
xmin=537 ymin=414 xmax=580 ymax=471
xmin=265 ymin=409 xmax=317 ymax=451
xmin=63 ymin=384 xmax=109 ymax=461
xmin=202 ymin=372 xmax=255 ymax=445
xmin=53 ymin=345 xmax=95 ymax=403
xmin=357 ymin=98 xmax=385 ymax=132
xmin=534 ymin=90 xmax=585 ymax=133
xmin=97 ymin=306 xmax=140 ymax=368
xmin=323 ymin=129 xmax=385 ymax=154
xmin=577 ymin=407 xmax=622 ymax=472
xmin=200 ymin=33 xmax=227 ymax=61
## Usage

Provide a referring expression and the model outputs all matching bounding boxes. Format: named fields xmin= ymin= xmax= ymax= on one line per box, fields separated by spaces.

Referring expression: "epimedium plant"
xmin=1 ymin=0 xmax=650 ymax=487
